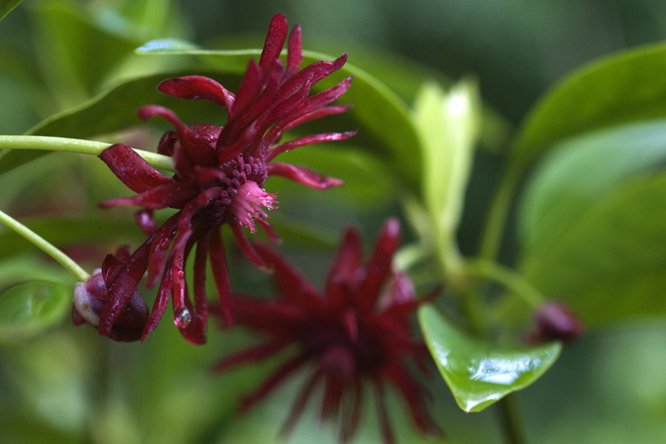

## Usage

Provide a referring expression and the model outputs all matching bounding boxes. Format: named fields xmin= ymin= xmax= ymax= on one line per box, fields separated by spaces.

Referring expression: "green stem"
xmin=0 ymin=135 xmax=175 ymax=172
xmin=498 ymin=395 xmax=528 ymax=444
xmin=478 ymin=163 xmax=522 ymax=261
xmin=0 ymin=209 xmax=90 ymax=282
xmin=465 ymin=259 xmax=543 ymax=308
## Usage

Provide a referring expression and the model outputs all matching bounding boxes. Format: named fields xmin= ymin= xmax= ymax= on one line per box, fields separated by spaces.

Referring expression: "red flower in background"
xmin=213 ymin=219 xmax=442 ymax=444
xmin=77 ymin=13 xmax=355 ymax=344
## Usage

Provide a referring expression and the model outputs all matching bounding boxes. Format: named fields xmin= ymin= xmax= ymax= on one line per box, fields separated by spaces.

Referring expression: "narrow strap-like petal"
xmin=157 ymin=76 xmax=235 ymax=111
xmin=275 ymin=54 xmax=348 ymax=103
xmin=98 ymin=243 xmax=150 ymax=336
xmin=253 ymin=242 xmax=322 ymax=307
xmin=138 ymin=105 xmax=213 ymax=153
xmin=259 ymin=13 xmax=288 ymax=69
xmin=339 ymin=380 xmax=364 ymax=443
xmin=276 ymin=78 xmax=352 ymax=134
xmin=142 ymin=263 xmax=174 ymax=340
xmin=386 ymin=363 xmax=442 ymax=437
xmin=211 ymin=338 xmax=291 ymax=372
xmin=240 ymin=354 xmax=309 ymax=413
xmin=326 ymin=227 xmax=364 ymax=296
xmin=279 ymin=369 xmax=323 ymax=437
xmin=267 ymin=131 xmax=356 ymax=161
xmin=373 ymin=380 xmax=396 ymax=444
xmin=357 ymin=218 xmax=400 ymax=312
xmin=99 ymin=180 xmax=198 ymax=210
xmin=209 ymin=229 xmax=233 ymax=325
xmin=230 ymin=222 xmax=271 ymax=271
xmin=267 ymin=162 xmax=343 ymax=190
xmin=286 ymin=24 xmax=303 ymax=77
xmin=99 ymin=143 xmax=172 ymax=193
xmin=193 ymin=232 xmax=210 ymax=333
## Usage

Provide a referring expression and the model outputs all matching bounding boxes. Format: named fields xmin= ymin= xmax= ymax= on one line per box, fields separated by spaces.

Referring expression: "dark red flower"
xmin=525 ymin=300 xmax=583 ymax=344
xmin=90 ymin=13 xmax=354 ymax=344
xmin=213 ymin=219 xmax=441 ymax=444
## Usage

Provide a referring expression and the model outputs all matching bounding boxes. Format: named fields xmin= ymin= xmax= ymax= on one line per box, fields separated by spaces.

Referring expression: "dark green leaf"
xmin=519 ymin=119 xmax=666 ymax=256
xmin=0 ymin=281 xmax=70 ymax=342
xmin=0 ymin=70 xmax=223 ymax=175
xmin=512 ymin=43 xmax=666 ymax=168
xmin=419 ymin=304 xmax=561 ymax=412
xmin=521 ymin=172 xmax=666 ymax=327
xmin=0 ymin=0 xmax=21 ymax=21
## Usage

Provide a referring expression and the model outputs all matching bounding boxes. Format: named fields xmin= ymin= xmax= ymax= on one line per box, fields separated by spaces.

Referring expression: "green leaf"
xmin=412 ymin=80 xmax=480 ymax=270
xmin=512 ymin=43 xmax=666 ymax=169
xmin=0 ymin=70 xmax=222 ymax=175
xmin=136 ymin=40 xmax=423 ymax=189
xmin=519 ymin=119 xmax=666 ymax=255
xmin=0 ymin=0 xmax=22 ymax=21
xmin=419 ymin=304 xmax=562 ymax=412
xmin=521 ymin=171 xmax=666 ymax=327
xmin=0 ymin=281 xmax=70 ymax=342
xmin=29 ymin=1 xmax=141 ymax=106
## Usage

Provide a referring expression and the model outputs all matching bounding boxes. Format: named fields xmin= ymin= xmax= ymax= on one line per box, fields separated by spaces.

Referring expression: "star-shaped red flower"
xmin=213 ymin=219 xmax=441 ymax=444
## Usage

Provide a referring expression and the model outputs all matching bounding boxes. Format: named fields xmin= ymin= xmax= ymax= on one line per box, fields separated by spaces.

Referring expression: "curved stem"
xmin=478 ymin=163 xmax=522 ymax=261
xmin=0 ymin=209 xmax=90 ymax=282
xmin=0 ymin=135 xmax=175 ymax=172
xmin=465 ymin=259 xmax=543 ymax=308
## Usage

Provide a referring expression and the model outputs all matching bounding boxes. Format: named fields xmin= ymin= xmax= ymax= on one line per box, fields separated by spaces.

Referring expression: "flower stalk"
xmin=0 ymin=135 xmax=175 ymax=172
xmin=0 ymin=209 xmax=89 ymax=281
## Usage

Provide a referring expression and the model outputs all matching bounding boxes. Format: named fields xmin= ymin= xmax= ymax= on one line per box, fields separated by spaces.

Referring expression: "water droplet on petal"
xmin=174 ymin=308 xmax=192 ymax=328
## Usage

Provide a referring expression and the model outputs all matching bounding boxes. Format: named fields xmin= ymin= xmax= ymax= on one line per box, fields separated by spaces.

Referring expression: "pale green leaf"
xmin=412 ymin=80 xmax=480 ymax=266
xmin=419 ymin=304 xmax=562 ymax=412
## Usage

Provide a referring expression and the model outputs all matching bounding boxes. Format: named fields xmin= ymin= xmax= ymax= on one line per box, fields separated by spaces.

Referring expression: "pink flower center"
xmin=228 ymin=180 xmax=278 ymax=233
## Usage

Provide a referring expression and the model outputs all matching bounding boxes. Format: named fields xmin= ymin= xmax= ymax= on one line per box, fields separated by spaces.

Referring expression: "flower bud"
xmin=525 ymin=300 xmax=583 ymax=344
xmin=73 ymin=268 xmax=148 ymax=342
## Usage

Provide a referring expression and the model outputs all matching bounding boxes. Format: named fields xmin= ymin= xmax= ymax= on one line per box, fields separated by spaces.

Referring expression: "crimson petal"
xmin=267 ymin=162 xmax=343 ymax=190
xmin=99 ymin=143 xmax=172 ymax=193
xmin=158 ymin=76 xmax=235 ymax=111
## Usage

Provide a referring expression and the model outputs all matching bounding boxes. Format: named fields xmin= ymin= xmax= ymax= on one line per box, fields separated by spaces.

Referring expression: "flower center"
xmin=228 ymin=180 xmax=278 ymax=233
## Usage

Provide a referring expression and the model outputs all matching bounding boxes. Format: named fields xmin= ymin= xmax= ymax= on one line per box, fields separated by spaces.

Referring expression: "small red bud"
xmin=525 ymin=300 xmax=583 ymax=344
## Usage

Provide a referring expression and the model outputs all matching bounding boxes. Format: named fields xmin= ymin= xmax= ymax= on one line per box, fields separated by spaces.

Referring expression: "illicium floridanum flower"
xmin=73 ymin=13 xmax=355 ymax=344
xmin=213 ymin=219 xmax=442 ymax=444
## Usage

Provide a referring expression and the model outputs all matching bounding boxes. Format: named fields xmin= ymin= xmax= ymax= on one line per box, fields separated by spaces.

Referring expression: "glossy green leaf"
xmin=512 ymin=43 xmax=666 ymax=168
xmin=521 ymin=171 xmax=666 ymax=327
xmin=519 ymin=119 xmax=666 ymax=255
xmin=29 ymin=1 xmax=141 ymax=107
xmin=419 ymin=304 xmax=562 ymax=412
xmin=0 ymin=0 xmax=21 ymax=21
xmin=136 ymin=40 xmax=423 ymax=189
xmin=0 ymin=281 xmax=70 ymax=342
xmin=412 ymin=80 xmax=480 ymax=268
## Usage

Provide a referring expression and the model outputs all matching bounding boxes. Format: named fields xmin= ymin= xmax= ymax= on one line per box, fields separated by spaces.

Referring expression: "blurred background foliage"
xmin=1 ymin=0 xmax=666 ymax=443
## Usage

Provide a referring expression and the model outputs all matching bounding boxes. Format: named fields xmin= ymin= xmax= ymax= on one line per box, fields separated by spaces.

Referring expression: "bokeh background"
xmin=1 ymin=1 xmax=666 ymax=443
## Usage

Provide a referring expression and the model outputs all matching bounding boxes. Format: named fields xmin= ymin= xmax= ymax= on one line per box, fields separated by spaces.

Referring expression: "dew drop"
xmin=174 ymin=308 xmax=192 ymax=328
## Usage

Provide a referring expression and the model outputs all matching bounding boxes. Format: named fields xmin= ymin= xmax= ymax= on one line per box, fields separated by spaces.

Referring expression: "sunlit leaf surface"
xmin=419 ymin=305 xmax=561 ymax=412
